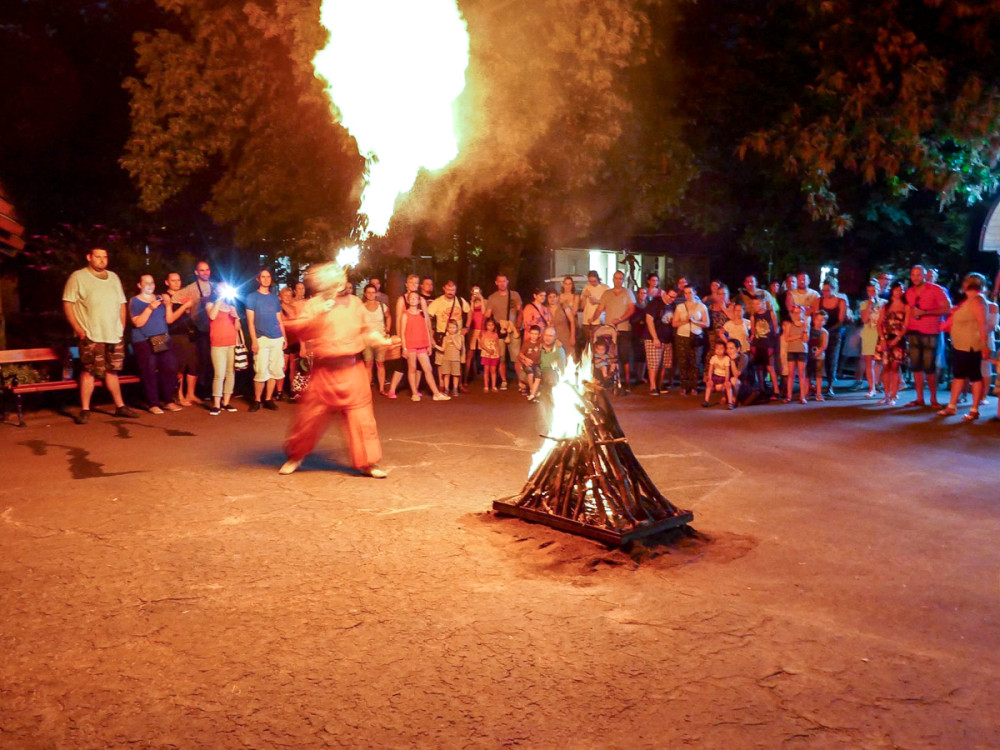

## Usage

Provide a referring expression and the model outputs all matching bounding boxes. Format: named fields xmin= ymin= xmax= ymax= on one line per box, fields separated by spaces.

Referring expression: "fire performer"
xmin=279 ymin=262 xmax=397 ymax=478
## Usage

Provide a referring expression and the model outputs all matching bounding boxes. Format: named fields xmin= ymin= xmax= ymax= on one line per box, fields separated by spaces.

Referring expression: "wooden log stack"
xmin=493 ymin=382 xmax=693 ymax=545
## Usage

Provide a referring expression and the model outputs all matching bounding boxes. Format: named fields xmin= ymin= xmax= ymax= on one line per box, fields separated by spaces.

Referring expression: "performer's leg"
xmin=342 ymin=403 xmax=383 ymax=470
xmin=283 ymin=386 xmax=332 ymax=464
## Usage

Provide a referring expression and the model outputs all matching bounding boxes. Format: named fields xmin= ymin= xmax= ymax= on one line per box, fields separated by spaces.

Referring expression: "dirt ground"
xmin=1 ymin=384 xmax=998 ymax=749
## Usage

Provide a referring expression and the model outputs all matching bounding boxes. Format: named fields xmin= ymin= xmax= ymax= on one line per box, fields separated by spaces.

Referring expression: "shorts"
xmin=253 ymin=335 xmax=285 ymax=382
xmin=407 ymin=347 xmax=429 ymax=357
xmin=787 ymin=351 xmax=807 ymax=363
xmin=521 ymin=364 xmax=542 ymax=379
xmin=80 ymin=338 xmax=125 ymax=380
xmin=951 ymin=349 xmax=983 ymax=382
xmin=170 ymin=333 xmax=199 ymax=373
xmin=439 ymin=360 xmax=462 ymax=376
xmin=616 ymin=330 xmax=633 ymax=367
xmin=807 ymin=356 xmax=825 ymax=378
xmin=711 ymin=373 xmax=726 ymax=386
xmin=481 ymin=356 xmax=500 ymax=368
xmin=751 ymin=341 xmax=773 ymax=367
xmin=362 ymin=344 xmax=386 ymax=364
xmin=907 ymin=332 xmax=939 ymax=374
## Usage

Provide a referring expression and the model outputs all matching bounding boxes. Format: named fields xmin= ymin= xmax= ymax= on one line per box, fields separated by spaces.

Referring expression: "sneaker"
xmin=278 ymin=459 xmax=301 ymax=475
xmin=262 ymin=399 xmax=278 ymax=411
xmin=209 ymin=407 xmax=221 ymax=416
xmin=223 ymin=404 xmax=238 ymax=413
xmin=411 ymin=394 xmax=421 ymax=402
xmin=491 ymin=386 xmax=499 ymax=392
xmin=459 ymin=384 xmax=469 ymax=393
xmin=815 ymin=395 xmax=824 ymax=402
xmin=76 ymin=409 xmax=90 ymax=425
xmin=432 ymin=392 xmax=451 ymax=401
xmin=649 ymin=389 xmax=659 ymax=396
xmin=702 ymin=401 xmax=710 ymax=408
xmin=451 ymin=390 xmax=459 ymax=397
xmin=499 ymin=382 xmax=508 ymax=391
xmin=249 ymin=401 xmax=261 ymax=412
xmin=866 ymin=390 xmax=876 ymax=399
xmin=149 ymin=406 xmax=165 ymax=415
xmin=114 ymin=406 xmax=138 ymax=418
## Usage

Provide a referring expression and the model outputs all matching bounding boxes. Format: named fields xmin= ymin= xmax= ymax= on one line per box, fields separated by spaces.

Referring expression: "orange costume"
xmin=283 ymin=294 xmax=383 ymax=471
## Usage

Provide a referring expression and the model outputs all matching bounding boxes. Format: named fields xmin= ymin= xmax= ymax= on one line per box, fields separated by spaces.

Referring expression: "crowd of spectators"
xmin=58 ymin=248 xmax=1000 ymax=423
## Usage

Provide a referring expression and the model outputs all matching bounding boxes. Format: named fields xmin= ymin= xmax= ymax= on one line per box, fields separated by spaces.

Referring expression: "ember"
xmin=494 ymin=381 xmax=693 ymax=546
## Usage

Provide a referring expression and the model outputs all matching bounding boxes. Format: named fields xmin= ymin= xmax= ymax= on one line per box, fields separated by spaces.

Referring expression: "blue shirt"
xmin=129 ymin=296 xmax=169 ymax=343
xmin=245 ymin=290 xmax=283 ymax=338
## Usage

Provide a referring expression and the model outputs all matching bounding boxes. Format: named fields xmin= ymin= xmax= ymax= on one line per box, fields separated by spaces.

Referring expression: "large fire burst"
xmin=313 ymin=0 xmax=470 ymax=236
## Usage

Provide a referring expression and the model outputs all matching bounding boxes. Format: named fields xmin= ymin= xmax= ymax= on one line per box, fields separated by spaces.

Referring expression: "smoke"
xmin=396 ymin=0 xmax=678 ymax=248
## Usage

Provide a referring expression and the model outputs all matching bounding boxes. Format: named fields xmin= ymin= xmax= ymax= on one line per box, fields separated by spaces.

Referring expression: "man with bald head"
xmin=904 ymin=264 xmax=951 ymax=408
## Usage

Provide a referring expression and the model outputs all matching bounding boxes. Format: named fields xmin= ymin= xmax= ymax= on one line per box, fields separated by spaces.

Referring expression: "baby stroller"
xmin=590 ymin=324 xmax=622 ymax=394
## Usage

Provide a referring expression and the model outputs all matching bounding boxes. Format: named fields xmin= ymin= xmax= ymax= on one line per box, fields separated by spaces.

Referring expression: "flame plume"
xmin=314 ymin=0 xmax=470 ymax=236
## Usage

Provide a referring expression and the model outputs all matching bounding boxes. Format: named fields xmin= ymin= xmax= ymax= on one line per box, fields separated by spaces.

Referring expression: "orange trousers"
xmin=284 ymin=361 xmax=382 ymax=468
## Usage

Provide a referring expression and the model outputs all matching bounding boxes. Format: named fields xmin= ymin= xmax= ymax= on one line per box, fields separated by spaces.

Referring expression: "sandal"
xmin=936 ymin=406 xmax=957 ymax=416
xmin=963 ymin=409 xmax=980 ymax=421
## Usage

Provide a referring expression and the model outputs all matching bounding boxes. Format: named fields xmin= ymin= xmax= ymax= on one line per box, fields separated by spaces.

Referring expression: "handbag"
xmin=234 ymin=327 xmax=249 ymax=371
xmin=148 ymin=333 xmax=170 ymax=353
xmin=292 ymin=355 xmax=312 ymax=394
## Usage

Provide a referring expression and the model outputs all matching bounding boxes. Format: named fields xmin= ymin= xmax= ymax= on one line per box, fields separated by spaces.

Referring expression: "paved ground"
xmin=1 ymin=382 xmax=998 ymax=748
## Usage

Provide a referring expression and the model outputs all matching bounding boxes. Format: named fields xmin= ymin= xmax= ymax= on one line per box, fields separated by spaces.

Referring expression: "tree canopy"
xmin=121 ymin=0 xmax=365 ymax=253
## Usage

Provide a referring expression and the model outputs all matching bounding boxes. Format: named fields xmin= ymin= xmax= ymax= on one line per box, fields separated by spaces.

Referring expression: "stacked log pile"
xmin=494 ymin=383 xmax=693 ymax=545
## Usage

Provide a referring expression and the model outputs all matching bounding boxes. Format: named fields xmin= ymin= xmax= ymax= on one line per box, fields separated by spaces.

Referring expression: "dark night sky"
xmin=0 ymin=0 xmax=164 ymax=232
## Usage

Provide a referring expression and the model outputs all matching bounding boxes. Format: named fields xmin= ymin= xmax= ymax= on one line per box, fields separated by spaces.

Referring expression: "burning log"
xmin=494 ymin=381 xmax=693 ymax=546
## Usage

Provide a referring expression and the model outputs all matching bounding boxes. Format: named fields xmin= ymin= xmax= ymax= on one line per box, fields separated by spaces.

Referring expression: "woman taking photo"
xmin=129 ymin=273 xmax=190 ymax=414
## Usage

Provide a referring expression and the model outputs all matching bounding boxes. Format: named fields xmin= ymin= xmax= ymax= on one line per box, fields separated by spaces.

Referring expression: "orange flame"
xmin=528 ymin=347 xmax=593 ymax=476
xmin=313 ymin=0 xmax=470 ymax=236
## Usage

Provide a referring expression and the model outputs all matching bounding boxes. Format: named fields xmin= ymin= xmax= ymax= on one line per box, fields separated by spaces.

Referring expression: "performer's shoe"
xmin=278 ymin=459 xmax=301 ymax=475
xmin=360 ymin=466 xmax=388 ymax=479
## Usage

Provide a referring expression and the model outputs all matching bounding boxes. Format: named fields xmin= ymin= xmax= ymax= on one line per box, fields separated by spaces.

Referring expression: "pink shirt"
xmin=905 ymin=283 xmax=951 ymax=335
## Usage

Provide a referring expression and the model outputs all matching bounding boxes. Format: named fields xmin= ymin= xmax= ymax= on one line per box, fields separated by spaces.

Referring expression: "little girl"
xmin=703 ymin=340 xmax=735 ymax=408
xmin=782 ymin=304 xmax=810 ymax=404
xmin=436 ymin=318 xmax=466 ymax=396
xmin=479 ymin=318 xmax=501 ymax=392
xmin=400 ymin=291 xmax=450 ymax=402
xmin=465 ymin=286 xmax=486 ymax=384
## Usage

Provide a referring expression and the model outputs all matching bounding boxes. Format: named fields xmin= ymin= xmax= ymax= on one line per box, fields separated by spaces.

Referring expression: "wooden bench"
xmin=0 ymin=347 xmax=140 ymax=426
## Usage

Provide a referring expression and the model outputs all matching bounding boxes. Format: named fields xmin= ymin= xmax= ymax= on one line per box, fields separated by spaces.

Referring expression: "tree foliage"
xmin=740 ymin=0 xmax=1000 ymax=235
xmin=121 ymin=0 xmax=365 ymax=252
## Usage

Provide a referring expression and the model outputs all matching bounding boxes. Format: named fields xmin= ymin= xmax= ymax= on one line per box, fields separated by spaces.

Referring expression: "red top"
xmin=210 ymin=307 xmax=239 ymax=347
xmin=403 ymin=310 xmax=430 ymax=349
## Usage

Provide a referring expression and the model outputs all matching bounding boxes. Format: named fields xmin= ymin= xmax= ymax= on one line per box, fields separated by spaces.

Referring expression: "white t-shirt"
xmin=580 ymin=283 xmax=609 ymax=324
xmin=63 ymin=268 xmax=127 ymax=343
